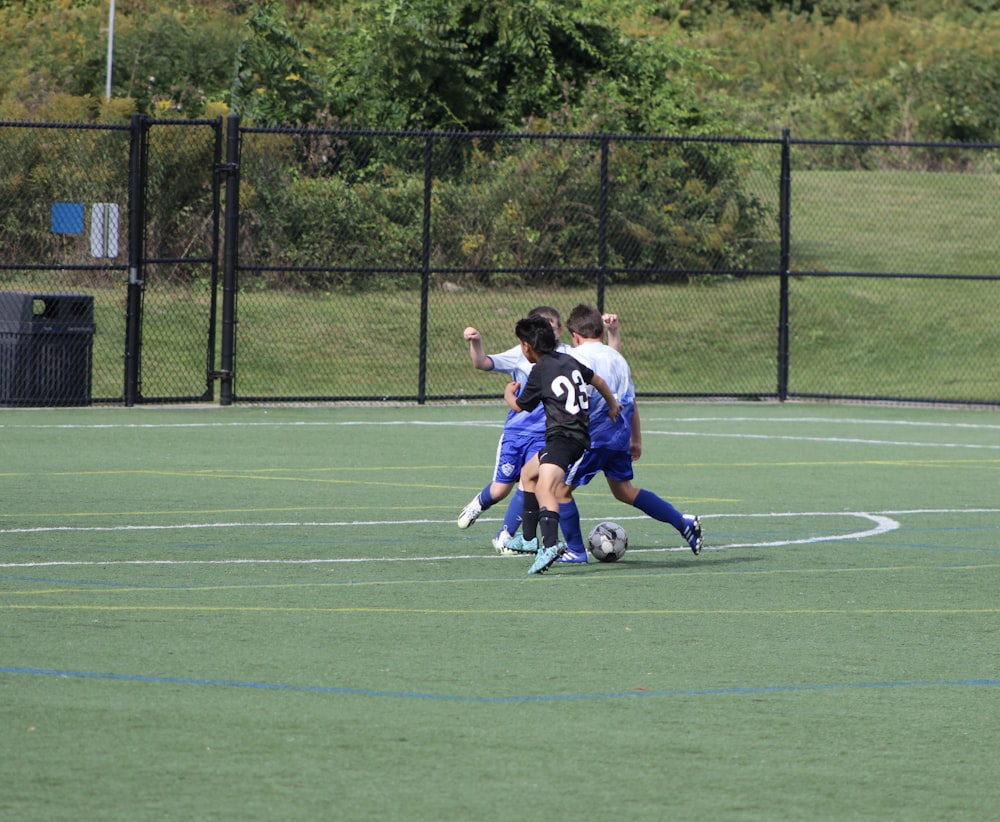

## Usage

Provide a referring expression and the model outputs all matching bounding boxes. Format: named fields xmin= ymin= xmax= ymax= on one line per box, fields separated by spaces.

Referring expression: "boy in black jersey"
xmin=503 ymin=316 xmax=622 ymax=574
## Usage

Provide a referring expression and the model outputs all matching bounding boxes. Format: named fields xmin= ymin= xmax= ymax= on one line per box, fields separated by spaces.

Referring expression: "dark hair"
xmin=527 ymin=305 xmax=561 ymax=326
xmin=566 ymin=303 xmax=604 ymax=339
xmin=515 ymin=315 xmax=557 ymax=356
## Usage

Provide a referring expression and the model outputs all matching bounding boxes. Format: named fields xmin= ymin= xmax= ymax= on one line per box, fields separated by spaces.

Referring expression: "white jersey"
xmin=489 ymin=341 xmax=572 ymax=436
xmin=486 ymin=344 xmax=534 ymax=386
xmin=569 ymin=340 xmax=635 ymax=451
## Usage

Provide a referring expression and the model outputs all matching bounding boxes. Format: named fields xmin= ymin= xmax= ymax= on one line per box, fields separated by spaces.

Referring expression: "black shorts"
xmin=538 ymin=434 xmax=587 ymax=471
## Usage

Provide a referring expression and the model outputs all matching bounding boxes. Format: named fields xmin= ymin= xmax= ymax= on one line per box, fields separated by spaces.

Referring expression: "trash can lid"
xmin=0 ymin=292 xmax=35 ymax=324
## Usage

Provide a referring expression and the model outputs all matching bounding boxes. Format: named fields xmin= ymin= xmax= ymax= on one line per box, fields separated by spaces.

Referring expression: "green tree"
xmin=111 ymin=10 xmax=241 ymax=116
xmin=230 ymin=2 xmax=323 ymax=124
xmin=309 ymin=0 xmax=640 ymax=131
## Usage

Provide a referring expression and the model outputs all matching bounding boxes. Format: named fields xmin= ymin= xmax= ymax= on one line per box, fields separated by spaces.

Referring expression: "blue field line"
xmin=2 ymin=665 xmax=997 ymax=702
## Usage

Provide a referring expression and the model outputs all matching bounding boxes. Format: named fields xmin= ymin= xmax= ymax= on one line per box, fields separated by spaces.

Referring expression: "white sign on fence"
xmin=90 ymin=202 xmax=119 ymax=258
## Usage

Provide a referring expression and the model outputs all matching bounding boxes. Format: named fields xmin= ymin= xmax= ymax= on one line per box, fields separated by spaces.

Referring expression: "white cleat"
xmin=457 ymin=495 xmax=483 ymax=529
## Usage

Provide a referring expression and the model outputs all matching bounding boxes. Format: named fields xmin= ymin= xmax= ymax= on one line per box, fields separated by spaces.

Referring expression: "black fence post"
xmin=218 ymin=113 xmax=240 ymax=406
xmin=597 ymin=136 xmax=609 ymax=313
xmin=777 ymin=128 xmax=792 ymax=402
xmin=417 ymin=134 xmax=433 ymax=405
xmin=203 ymin=116 xmax=224 ymax=402
xmin=124 ymin=113 xmax=147 ymax=407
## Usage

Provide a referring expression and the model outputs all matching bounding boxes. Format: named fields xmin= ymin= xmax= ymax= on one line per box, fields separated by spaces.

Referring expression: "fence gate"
xmin=0 ymin=116 xmax=225 ymax=406
xmin=126 ymin=116 xmax=225 ymax=405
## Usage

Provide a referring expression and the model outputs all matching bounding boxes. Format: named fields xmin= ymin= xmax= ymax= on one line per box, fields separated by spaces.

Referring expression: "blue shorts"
xmin=493 ymin=429 xmax=546 ymax=484
xmin=565 ymin=446 xmax=634 ymax=487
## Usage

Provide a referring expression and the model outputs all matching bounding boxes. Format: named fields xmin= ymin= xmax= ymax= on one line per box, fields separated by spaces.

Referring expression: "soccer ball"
xmin=587 ymin=521 xmax=628 ymax=562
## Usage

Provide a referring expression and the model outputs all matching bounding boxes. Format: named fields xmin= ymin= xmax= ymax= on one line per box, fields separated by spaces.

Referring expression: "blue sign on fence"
xmin=51 ymin=202 xmax=85 ymax=234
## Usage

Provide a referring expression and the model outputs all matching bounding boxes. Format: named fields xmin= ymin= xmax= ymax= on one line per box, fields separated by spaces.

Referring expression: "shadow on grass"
xmin=560 ymin=551 xmax=764 ymax=572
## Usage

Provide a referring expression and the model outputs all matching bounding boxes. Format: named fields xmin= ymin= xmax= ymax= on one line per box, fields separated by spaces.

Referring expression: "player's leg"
xmin=528 ymin=462 xmax=567 ymax=574
xmin=492 ymin=485 xmax=524 ymax=551
xmin=534 ymin=463 xmax=563 ymax=548
xmin=607 ymin=475 xmax=703 ymax=555
xmin=494 ymin=434 xmax=544 ymax=550
xmin=503 ymin=454 xmax=540 ymax=553
xmin=557 ymin=450 xmax=603 ymax=563
xmin=457 ymin=429 xmax=522 ymax=530
xmin=555 ymin=489 xmax=588 ymax=563
xmin=458 ymin=480 xmax=512 ymax=528
xmin=529 ymin=439 xmax=585 ymax=575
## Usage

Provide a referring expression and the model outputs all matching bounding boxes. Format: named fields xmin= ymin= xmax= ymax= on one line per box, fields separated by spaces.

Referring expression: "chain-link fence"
xmin=2 ymin=117 xmax=997 ymax=407
xmin=0 ymin=117 xmax=222 ymax=405
xmin=0 ymin=121 xmax=128 ymax=405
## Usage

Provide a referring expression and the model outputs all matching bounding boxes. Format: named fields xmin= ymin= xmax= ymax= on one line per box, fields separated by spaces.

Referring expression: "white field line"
xmin=0 ymin=510 xmax=918 ymax=568
xmin=0 ymin=420 xmax=502 ymax=430
xmin=2 ymin=417 xmax=995 ymax=451
xmin=658 ymin=416 xmax=1000 ymax=431
xmin=2 ymin=415 xmax=999 ymax=432
xmin=641 ymin=429 xmax=1000 ymax=450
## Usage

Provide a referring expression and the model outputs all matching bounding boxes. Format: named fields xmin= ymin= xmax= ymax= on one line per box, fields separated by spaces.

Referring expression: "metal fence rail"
xmin=1 ymin=116 xmax=997 ymax=407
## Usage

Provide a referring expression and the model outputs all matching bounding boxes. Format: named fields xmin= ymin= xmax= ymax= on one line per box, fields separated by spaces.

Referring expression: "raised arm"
xmin=463 ymin=326 xmax=494 ymax=371
xmin=603 ymin=313 xmax=622 ymax=353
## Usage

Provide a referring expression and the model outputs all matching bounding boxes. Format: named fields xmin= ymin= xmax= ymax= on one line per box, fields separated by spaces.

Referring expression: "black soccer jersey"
xmin=515 ymin=350 xmax=596 ymax=448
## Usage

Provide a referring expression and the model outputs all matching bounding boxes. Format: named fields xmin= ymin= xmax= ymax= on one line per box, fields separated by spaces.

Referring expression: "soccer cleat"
xmin=457 ymin=495 xmax=483 ymax=529
xmin=681 ymin=515 xmax=703 ymax=555
xmin=556 ymin=547 xmax=588 ymax=564
xmin=492 ymin=528 xmax=515 ymax=554
xmin=528 ymin=543 xmax=565 ymax=575
xmin=502 ymin=534 xmax=538 ymax=554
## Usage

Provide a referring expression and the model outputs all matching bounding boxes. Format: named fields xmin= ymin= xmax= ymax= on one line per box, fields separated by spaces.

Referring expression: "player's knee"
xmin=610 ymin=483 xmax=638 ymax=504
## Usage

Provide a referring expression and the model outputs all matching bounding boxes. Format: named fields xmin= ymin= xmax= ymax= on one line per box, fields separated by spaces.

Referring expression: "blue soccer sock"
xmin=501 ymin=488 xmax=524 ymax=536
xmin=559 ymin=499 xmax=585 ymax=553
xmin=633 ymin=488 xmax=685 ymax=532
xmin=477 ymin=485 xmax=497 ymax=510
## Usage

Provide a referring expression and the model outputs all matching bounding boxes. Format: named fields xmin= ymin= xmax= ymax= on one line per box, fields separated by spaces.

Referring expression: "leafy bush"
xmin=233 ymin=127 xmax=774 ymax=291
xmin=113 ymin=10 xmax=241 ymax=116
xmin=0 ymin=2 xmax=240 ymax=116
xmin=239 ymin=131 xmax=425 ymax=290
xmin=0 ymin=118 xmax=129 ymax=275
xmin=694 ymin=4 xmax=1000 ymax=142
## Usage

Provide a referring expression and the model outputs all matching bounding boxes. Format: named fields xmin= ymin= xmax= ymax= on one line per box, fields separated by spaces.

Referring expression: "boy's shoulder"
xmin=544 ymin=349 xmax=593 ymax=378
xmin=533 ymin=349 xmax=571 ymax=371
xmin=546 ymin=349 xmax=583 ymax=366
xmin=573 ymin=339 xmax=627 ymax=367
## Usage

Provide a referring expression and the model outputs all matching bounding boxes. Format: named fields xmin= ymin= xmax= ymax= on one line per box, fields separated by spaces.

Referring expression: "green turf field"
xmin=2 ymin=402 xmax=998 ymax=820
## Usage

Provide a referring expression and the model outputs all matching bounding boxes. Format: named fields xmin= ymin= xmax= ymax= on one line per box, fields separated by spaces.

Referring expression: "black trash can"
xmin=0 ymin=292 xmax=95 ymax=407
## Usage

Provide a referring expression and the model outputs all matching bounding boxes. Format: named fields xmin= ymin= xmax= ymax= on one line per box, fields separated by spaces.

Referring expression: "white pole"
xmin=105 ymin=0 xmax=116 ymax=100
